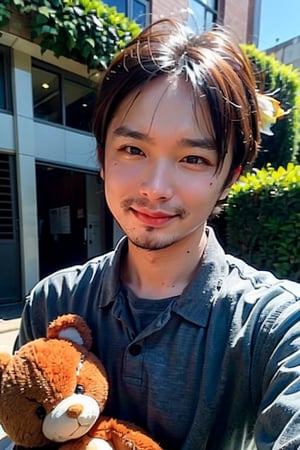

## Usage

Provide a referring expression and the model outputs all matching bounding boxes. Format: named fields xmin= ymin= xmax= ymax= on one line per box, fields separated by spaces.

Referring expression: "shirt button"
xmin=129 ymin=344 xmax=142 ymax=356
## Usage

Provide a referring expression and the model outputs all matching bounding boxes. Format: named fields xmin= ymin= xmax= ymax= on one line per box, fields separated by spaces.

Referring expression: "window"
xmin=64 ymin=79 xmax=95 ymax=131
xmin=104 ymin=0 xmax=150 ymax=28
xmin=0 ymin=154 xmax=15 ymax=240
xmin=0 ymin=45 xmax=12 ymax=112
xmin=132 ymin=0 xmax=149 ymax=27
xmin=32 ymin=62 xmax=96 ymax=133
xmin=32 ymin=66 xmax=61 ymax=123
xmin=188 ymin=0 xmax=218 ymax=31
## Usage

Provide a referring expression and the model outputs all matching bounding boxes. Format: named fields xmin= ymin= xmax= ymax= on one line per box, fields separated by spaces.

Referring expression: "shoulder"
xmin=226 ymin=253 xmax=299 ymax=299
xmin=17 ymin=238 xmax=128 ymax=345
xmin=200 ymin=227 xmax=299 ymax=315
xmin=31 ymin=237 xmax=127 ymax=299
xmin=224 ymin=254 xmax=300 ymax=333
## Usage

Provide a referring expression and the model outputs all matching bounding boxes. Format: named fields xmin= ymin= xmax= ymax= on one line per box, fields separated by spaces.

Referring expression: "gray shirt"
xmin=16 ymin=228 xmax=300 ymax=449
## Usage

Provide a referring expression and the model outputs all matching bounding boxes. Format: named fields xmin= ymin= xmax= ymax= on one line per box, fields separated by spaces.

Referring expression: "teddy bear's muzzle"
xmin=42 ymin=393 xmax=100 ymax=442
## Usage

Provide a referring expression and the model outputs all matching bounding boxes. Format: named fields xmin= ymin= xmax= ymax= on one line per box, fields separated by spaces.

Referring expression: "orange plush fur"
xmin=0 ymin=314 xmax=162 ymax=450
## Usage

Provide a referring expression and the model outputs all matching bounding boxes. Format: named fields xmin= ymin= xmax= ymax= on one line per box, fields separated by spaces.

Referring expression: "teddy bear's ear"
xmin=0 ymin=353 xmax=12 ymax=383
xmin=47 ymin=314 xmax=92 ymax=350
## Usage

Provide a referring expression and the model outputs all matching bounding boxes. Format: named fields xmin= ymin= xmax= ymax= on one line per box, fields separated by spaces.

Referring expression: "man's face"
xmin=102 ymin=76 xmax=234 ymax=251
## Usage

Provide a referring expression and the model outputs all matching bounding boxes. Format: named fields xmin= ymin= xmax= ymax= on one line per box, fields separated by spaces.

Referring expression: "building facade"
xmin=0 ymin=0 xmax=260 ymax=304
xmin=265 ymin=35 xmax=300 ymax=69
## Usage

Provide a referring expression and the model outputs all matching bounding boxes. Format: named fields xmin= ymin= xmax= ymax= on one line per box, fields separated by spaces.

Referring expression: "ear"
xmin=47 ymin=314 xmax=92 ymax=350
xmin=219 ymin=165 xmax=242 ymax=201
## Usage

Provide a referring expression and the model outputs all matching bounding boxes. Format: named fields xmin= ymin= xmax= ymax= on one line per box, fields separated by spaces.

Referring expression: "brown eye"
xmin=182 ymin=155 xmax=206 ymax=165
xmin=26 ymin=397 xmax=47 ymax=420
xmin=120 ymin=145 xmax=144 ymax=156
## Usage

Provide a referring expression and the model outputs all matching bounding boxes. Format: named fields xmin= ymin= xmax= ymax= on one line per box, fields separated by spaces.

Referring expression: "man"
xmin=7 ymin=18 xmax=300 ymax=449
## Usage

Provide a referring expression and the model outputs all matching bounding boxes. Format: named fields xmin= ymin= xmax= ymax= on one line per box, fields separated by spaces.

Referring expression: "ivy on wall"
xmin=0 ymin=0 xmax=140 ymax=69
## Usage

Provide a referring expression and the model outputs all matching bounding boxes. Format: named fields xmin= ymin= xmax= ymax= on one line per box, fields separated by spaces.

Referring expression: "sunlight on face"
xmin=102 ymin=76 xmax=233 ymax=251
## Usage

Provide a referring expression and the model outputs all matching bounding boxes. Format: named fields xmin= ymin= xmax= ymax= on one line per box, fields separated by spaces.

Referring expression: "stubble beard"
xmin=127 ymin=227 xmax=179 ymax=251
xmin=118 ymin=197 xmax=188 ymax=251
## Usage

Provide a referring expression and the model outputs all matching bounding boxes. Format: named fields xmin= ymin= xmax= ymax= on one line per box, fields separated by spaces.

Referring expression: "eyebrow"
xmin=113 ymin=125 xmax=215 ymax=150
xmin=113 ymin=125 xmax=155 ymax=143
xmin=180 ymin=137 xmax=216 ymax=151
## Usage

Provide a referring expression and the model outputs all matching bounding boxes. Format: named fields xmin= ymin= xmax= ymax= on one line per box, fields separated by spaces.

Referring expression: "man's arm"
xmin=253 ymin=282 xmax=300 ymax=448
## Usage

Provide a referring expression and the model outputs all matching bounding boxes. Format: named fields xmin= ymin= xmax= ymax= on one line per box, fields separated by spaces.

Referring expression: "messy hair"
xmin=93 ymin=18 xmax=260 ymax=185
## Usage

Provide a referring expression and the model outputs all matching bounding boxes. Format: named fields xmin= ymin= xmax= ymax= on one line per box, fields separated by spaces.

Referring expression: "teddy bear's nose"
xmin=66 ymin=404 xmax=84 ymax=419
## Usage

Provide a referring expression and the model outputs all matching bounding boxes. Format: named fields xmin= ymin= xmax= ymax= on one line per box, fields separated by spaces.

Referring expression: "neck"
xmin=121 ymin=229 xmax=208 ymax=299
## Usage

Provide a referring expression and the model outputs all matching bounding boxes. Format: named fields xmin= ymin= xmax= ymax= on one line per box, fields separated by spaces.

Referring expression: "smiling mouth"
xmin=131 ymin=209 xmax=178 ymax=227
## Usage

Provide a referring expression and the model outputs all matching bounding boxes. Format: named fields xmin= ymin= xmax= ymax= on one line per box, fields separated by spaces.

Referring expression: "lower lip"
xmin=132 ymin=210 xmax=176 ymax=227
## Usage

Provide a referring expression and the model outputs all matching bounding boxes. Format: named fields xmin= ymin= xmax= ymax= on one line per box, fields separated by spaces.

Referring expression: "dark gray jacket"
xmin=15 ymin=228 xmax=300 ymax=449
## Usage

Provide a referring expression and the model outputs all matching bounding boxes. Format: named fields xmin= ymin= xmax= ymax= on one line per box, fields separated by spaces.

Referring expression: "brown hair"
xmin=93 ymin=18 xmax=260 ymax=184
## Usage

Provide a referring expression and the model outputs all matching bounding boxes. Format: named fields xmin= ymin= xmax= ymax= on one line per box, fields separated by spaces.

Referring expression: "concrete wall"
xmin=266 ymin=36 xmax=300 ymax=68
xmin=151 ymin=0 xmax=257 ymax=44
xmin=0 ymin=34 xmax=98 ymax=298
xmin=222 ymin=0 xmax=257 ymax=44
xmin=152 ymin=0 xmax=188 ymax=22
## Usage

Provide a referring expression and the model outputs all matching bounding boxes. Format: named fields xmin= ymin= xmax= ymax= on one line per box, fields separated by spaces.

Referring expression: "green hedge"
xmin=242 ymin=44 xmax=300 ymax=168
xmin=0 ymin=0 xmax=140 ymax=69
xmin=225 ymin=163 xmax=300 ymax=281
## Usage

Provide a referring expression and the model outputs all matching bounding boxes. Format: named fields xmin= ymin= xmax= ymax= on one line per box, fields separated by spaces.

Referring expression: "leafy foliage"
xmin=242 ymin=44 xmax=300 ymax=168
xmin=0 ymin=0 xmax=11 ymax=27
xmin=225 ymin=163 xmax=300 ymax=281
xmin=0 ymin=0 xmax=140 ymax=69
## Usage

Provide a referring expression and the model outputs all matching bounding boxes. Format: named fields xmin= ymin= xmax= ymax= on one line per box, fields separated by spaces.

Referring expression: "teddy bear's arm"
xmin=60 ymin=417 xmax=163 ymax=450
xmin=88 ymin=417 xmax=163 ymax=450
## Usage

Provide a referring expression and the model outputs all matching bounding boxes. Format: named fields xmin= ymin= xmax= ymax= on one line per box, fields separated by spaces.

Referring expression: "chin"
xmin=128 ymin=233 xmax=179 ymax=251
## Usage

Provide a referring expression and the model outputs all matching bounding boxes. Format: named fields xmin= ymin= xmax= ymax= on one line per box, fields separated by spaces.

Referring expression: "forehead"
xmin=107 ymin=76 xmax=214 ymax=141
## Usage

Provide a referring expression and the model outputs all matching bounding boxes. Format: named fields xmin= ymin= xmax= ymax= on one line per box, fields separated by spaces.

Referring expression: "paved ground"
xmin=0 ymin=328 xmax=19 ymax=354
xmin=0 ymin=303 xmax=23 ymax=442
xmin=0 ymin=304 xmax=22 ymax=353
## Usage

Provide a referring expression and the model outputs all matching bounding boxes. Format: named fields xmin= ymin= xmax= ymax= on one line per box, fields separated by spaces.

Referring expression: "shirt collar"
xmin=96 ymin=236 xmax=128 ymax=308
xmin=172 ymin=227 xmax=229 ymax=327
xmin=98 ymin=227 xmax=229 ymax=328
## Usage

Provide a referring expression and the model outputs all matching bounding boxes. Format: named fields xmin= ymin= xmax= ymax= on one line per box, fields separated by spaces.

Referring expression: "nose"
xmin=66 ymin=404 xmax=84 ymax=419
xmin=139 ymin=158 xmax=173 ymax=201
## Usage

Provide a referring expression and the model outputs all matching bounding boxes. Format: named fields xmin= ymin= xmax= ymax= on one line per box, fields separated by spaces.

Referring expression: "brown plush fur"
xmin=0 ymin=314 xmax=162 ymax=450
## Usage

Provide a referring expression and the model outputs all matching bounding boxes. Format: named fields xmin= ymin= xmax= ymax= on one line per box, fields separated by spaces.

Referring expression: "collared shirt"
xmin=17 ymin=228 xmax=300 ymax=449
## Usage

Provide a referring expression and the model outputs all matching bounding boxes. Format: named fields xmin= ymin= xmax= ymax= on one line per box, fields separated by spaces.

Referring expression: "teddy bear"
xmin=0 ymin=314 xmax=162 ymax=450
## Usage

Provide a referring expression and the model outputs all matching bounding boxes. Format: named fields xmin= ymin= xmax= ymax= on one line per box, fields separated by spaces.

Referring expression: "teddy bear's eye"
xmin=36 ymin=405 xmax=46 ymax=420
xmin=75 ymin=384 xmax=85 ymax=394
xmin=26 ymin=397 xmax=47 ymax=420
